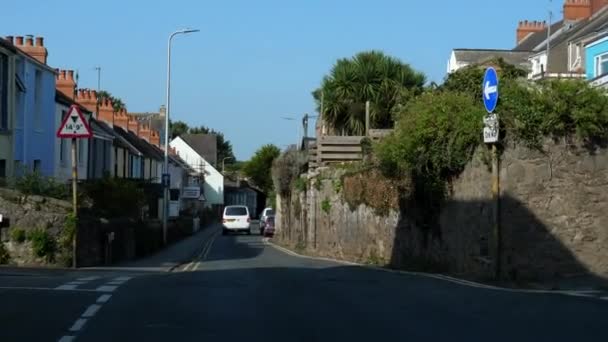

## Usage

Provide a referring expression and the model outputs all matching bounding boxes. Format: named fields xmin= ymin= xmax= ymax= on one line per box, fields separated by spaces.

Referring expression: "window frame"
xmin=594 ymin=52 xmax=608 ymax=77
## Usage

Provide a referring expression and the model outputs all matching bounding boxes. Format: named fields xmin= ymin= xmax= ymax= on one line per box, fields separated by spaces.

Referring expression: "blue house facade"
xmin=12 ymin=48 xmax=56 ymax=177
xmin=585 ymin=34 xmax=608 ymax=87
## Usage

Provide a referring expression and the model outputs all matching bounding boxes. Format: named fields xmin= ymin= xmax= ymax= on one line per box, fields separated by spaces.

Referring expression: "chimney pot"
xmin=35 ymin=37 xmax=43 ymax=47
xmin=68 ymin=70 xmax=74 ymax=80
xmin=25 ymin=36 xmax=33 ymax=46
xmin=61 ymin=70 xmax=67 ymax=79
xmin=15 ymin=36 xmax=24 ymax=45
xmin=5 ymin=36 xmax=14 ymax=44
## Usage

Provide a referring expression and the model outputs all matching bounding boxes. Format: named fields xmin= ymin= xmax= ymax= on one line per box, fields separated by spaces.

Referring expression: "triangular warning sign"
xmin=57 ymin=104 xmax=92 ymax=138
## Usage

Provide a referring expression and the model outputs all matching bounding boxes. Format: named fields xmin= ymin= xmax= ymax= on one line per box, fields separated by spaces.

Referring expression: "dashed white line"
xmin=600 ymin=296 xmax=608 ymax=301
xmin=106 ymin=281 xmax=124 ymax=285
xmin=95 ymin=285 xmax=118 ymax=292
xmin=114 ymin=276 xmax=132 ymax=282
xmin=56 ymin=284 xmax=78 ymax=291
xmin=69 ymin=318 xmax=87 ymax=332
xmin=97 ymin=294 xmax=112 ymax=303
xmin=82 ymin=304 xmax=101 ymax=318
xmin=58 ymin=336 xmax=75 ymax=342
xmin=77 ymin=276 xmax=100 ymax=282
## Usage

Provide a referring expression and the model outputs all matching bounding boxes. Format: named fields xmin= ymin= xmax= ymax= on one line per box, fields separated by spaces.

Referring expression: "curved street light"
xmin=163 ymin=28 xmax=200 ymax=246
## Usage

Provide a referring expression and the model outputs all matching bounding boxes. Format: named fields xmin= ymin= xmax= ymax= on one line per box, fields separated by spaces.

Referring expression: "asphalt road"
xmin=2 ymin=225 xmax=608 ymax=342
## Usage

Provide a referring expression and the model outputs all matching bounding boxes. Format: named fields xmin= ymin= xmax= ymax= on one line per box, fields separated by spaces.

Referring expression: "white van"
xmin=222 ymin=205 xmax=251 ymax=235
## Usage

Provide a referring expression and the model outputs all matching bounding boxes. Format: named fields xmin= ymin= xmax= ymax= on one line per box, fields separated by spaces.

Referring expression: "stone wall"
xmin=276 ymin=139 xmax=608 ymax=281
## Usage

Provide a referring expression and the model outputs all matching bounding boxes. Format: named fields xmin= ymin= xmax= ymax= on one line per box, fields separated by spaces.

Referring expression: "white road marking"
xmin=114 ymin=276 xmax=132 ymax=282
xmin=106 ymin=281 xmax=124 ymax=285
xmin=0 ymin=286 xmax=99 ymax=292
xmin=56 ymin=284 xmax=78 ymax=290
xmin=69 ymin=318 xmax=87 ymax=332
xmin=58 ymin=336 xmax=75 ymax=342
xmin=77 ymin=276 xmax=100 ymax=281
xmin=95 ymin=285 xmax=118 ymax=292
xmin=82 ymin=304 xmax=101 ymax=318
xmin=97 ymin=294 xmax=112 ymax=303
xmin=66 ymin=281 xmax=87 ymax=286
xmin=599 ymin=296 xmax=608 ymax=301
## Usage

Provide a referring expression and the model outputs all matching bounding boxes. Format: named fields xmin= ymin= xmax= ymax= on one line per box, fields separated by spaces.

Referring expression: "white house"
xmin=54 ymin=91 xmax=89 ymax=182
xmin=170 ymin=135 xmax=223 ymax=207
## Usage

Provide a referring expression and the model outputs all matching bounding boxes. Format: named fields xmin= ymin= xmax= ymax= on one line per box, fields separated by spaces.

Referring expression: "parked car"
xmin=259 ymin=207 xmax=275 ymax=231
xmin=222 ymin=205 xmax=251 ymax=235
xmin=262 ymin=216 xmax=275 ymax=237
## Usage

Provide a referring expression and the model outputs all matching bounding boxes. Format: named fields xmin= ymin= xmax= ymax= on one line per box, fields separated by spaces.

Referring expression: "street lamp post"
xmin=222 ymin=157 xmax=235 ymax=173
xmin=163 ymin=28 xmax=199 ymax=246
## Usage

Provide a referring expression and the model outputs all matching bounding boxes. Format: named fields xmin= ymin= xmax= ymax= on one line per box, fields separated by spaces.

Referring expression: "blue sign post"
xmin=482 ymin=67 xmax=499 ymax=113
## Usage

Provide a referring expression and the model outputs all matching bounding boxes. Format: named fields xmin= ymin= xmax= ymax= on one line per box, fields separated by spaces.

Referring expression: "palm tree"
xmin=313 ymin=51 xmax=426 ymax=136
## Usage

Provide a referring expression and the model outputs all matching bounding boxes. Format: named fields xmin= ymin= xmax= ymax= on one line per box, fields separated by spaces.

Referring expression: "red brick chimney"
xmin=564 ymin=0 xmax=592 ymax=21
xmin=591 ymin=0 xmax=608 ymax=13
xmin=127 ymin=115 xmax=140 ymax=135
xmin=56 ymin=69 xmax=76 ymax=98
xmin=13 ymin=35 xmax=48 ymax=64
xmin=114 ymin=108 xmax=129 ymax=130
xmin=139 ymin=124 xmax=151 ymax=142
xmin=516 ymin=20 xmax=547 ymax=44
xmin=77 ymin=89 xmax=115 ymax=125
xmin=150 ymin=130 xmax=161 ymax=147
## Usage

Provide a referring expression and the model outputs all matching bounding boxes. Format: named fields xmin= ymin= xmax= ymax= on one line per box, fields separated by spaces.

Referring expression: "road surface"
xmin=1 ymin=225 xmax=607 ymax=341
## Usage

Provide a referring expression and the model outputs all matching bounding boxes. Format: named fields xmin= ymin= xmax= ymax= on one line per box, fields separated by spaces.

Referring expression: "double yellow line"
xmin=182 ymin=230 xmax=220 ymax=272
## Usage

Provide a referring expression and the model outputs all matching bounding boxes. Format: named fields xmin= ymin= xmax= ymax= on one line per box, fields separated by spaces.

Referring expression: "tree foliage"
xmin=313 ymin=51 xmax=426 ymax=135
xmin=243 ymin=144 xmax=281 ymax=193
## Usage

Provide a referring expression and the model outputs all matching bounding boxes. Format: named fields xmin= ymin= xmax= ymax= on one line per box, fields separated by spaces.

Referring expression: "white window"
xmin=595 ymin=53 xmax=608 ymax=77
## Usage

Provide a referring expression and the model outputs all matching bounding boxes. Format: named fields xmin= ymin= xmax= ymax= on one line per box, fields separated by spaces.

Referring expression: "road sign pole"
xmin=71 ymin=137 xmax=78 ymax=268
xmin=491 ymin=143 xmax=500 ymax=280
xmin=482 ymin=67 xmax=501 ymax=280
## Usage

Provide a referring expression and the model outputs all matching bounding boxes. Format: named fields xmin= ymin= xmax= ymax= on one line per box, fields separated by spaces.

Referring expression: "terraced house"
xmin=0 ymin=38 xmax=16 ymax=181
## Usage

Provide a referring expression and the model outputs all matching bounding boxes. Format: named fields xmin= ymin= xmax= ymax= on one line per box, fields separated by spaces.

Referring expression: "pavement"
xmin=1 ymin=222 xmax=608 ymax=342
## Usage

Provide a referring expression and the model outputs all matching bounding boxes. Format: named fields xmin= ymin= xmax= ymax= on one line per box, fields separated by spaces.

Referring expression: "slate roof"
xmin=514 ymin=20 xmax=566 ymax=52
xmin=95 ymin=121 xmax=140 ymax=154
xmin=113 ymin=126 xmax=163 ymax=161
xmin=180 ymin=134 xmax=218 ymax=166
xmin=452 ymin=49 xmax=532 ymax=69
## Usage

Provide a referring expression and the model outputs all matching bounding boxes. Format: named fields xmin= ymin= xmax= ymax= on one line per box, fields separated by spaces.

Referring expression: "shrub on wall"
xmin=82 ymin=176 xmax=145 ymax=218
xmin=271 ymin=148 xmax=308 ymax=196
xmin=0 ymin=242 xmax=10 ymax=264
xmin=10 ymin=228 xmax=27 ymax=243
xmin=15 ymin=171 xmax=69 ymax=200
xmin=26 ymin=229 xmax=56 ymax=260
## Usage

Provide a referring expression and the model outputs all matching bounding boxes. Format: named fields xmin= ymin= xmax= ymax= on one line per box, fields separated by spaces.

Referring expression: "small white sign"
xmin=0 ymin=214 xmax=3 ymax=222
xmin=483 ymin=113 xmax=499 ymax=143
xmin=182 ymin=187 xmax=201 ymax=199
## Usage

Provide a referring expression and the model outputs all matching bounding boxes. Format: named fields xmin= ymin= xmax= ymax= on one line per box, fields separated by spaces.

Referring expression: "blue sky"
xmin=3 ymin=0 xmax=561 ymax=160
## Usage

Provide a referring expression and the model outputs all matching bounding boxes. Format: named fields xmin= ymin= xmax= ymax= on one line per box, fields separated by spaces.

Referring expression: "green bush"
xmin=333 ymin=178 xmax=343 ymax=193
xmin=82 ymin=176 xmax=145 ymax=217
xmin=0 ymin=242 xmax=10 ymax=264
xmin=56 ymin=214 xmax=77 ymax=267
xmin=15 ymin=171 xmax=68 ymax=200
xmin=27 ymin=229 xmax=56 ymax=259
xmin=294 ymin=177 xmax=307 ymax=193
xmin=321 ymin=198 xmax=332 ymax=214
xmin=10 ymin=228 xmax=26 ymax=243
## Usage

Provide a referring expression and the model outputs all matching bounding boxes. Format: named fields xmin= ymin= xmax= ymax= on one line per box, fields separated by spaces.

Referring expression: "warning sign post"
xmin=57 ymin=104 xmax=92 ymax=268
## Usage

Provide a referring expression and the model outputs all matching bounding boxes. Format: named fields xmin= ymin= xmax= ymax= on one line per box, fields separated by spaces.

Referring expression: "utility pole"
xmin=547 ymin=0 xmax=552 ymax=71
xmin=71 ymin=81 xmax=79 ymax=269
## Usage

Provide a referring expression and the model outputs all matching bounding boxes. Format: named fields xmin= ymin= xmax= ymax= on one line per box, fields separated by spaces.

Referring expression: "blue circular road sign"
xmin=482 ymin=67 xmax=499 ymax=113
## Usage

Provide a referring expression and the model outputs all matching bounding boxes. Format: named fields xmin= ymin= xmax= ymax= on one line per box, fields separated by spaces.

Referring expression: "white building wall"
xmin=170 ymin=137 xmax=224 ymax=206
xmin=54 ymin=103 xmax=88 ymax=182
